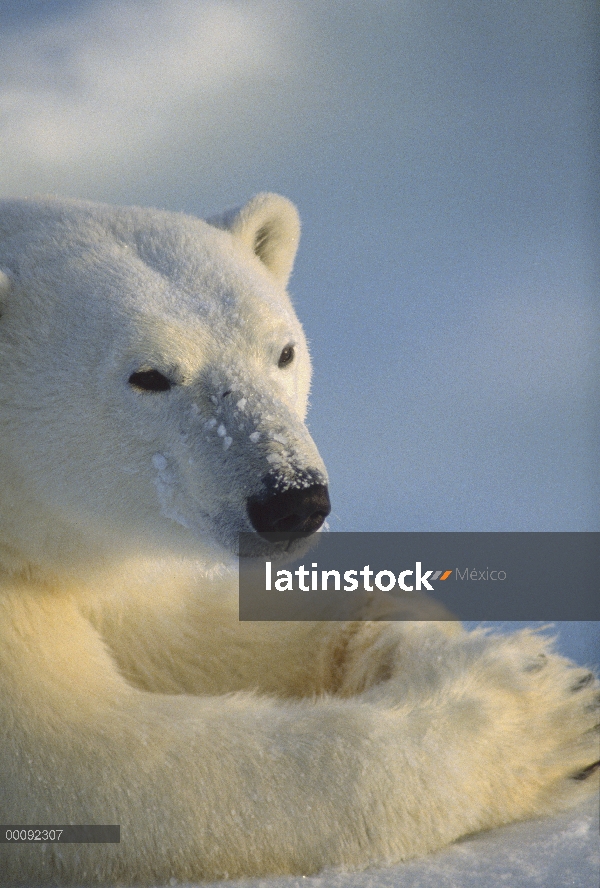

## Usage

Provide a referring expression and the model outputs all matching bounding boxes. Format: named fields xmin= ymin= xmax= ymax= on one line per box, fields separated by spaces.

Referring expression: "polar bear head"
xmin=0 ymin=194 xmax=329 ymax=575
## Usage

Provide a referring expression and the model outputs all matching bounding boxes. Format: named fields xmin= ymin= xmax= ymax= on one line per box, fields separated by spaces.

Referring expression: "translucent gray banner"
xmin=0 ymin=826 xmax=120 ymax=843
xmin=238 ymin=532 xmax=599 ymax=621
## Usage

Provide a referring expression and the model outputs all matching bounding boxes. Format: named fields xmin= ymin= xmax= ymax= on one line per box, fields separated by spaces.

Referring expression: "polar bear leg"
xmin=1 ymin=592 xmax=598 ymax=884
xmin=84 ymin=569 xmax=461 ymax=697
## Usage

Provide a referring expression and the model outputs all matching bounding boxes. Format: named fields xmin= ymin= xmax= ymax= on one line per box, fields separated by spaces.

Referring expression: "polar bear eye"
xmin=128 ymin=369 xmax=173 ymax=392
xmin=278 ymin=345 xmax=295 ymax=367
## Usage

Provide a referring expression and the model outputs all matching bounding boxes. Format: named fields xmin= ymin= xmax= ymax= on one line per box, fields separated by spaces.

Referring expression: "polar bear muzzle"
xmin=247 ymin=482 xmax=330 ymax=539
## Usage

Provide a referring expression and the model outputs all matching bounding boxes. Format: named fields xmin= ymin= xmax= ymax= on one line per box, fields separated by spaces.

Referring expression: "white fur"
xmin=0 ymin=195 xmax=597 ymax=886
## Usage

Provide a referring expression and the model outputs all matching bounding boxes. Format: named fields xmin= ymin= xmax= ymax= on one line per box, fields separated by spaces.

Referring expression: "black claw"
xmin=524 ymin=653 xmax=548 ymax=673
xmin=571 ymin=672 xmax=595 ymax=692
xmin=572 ymin=760 xmax=600 ymax=781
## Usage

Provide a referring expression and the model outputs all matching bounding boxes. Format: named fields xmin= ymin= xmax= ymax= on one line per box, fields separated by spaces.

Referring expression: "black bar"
xmin=0 ymin=826 xmax=120 ymax=843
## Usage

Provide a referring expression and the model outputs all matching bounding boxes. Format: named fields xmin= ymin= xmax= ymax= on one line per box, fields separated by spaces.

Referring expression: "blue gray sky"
xmin=1 ymin=0 xmax=598 ymax=538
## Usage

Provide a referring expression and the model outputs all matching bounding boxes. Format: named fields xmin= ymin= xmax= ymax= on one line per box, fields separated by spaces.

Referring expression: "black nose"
xmin=247 ymin=483 xmax=331 ymax=539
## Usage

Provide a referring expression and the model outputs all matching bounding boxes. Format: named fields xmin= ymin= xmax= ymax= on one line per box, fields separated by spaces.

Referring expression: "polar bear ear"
xmin=208 ymin=193 xmax=300 ymax=288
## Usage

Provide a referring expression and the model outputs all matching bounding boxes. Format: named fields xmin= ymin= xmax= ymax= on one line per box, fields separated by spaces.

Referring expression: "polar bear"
xmin=0 ymin=193 xmax=597 ymax=886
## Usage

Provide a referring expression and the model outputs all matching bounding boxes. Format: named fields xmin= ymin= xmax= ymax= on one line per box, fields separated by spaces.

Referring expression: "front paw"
xmin=450 ymin=630 xmax=600 ymax=819
xmin=345 ymin=624 xmax=598 ymax=819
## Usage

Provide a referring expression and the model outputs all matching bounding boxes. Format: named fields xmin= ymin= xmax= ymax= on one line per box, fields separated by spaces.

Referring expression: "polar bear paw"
xmin=344 ymin=623 xmax=599 ymax=825
xmin=449 ymin=630 xmax=600 ymax=820
xmin=535 ymin=656 xmax=600 ymax=783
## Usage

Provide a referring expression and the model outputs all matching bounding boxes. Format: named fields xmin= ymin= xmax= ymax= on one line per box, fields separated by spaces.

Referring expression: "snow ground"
xmin=176 ymin=797 xmax=599 ymax=888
